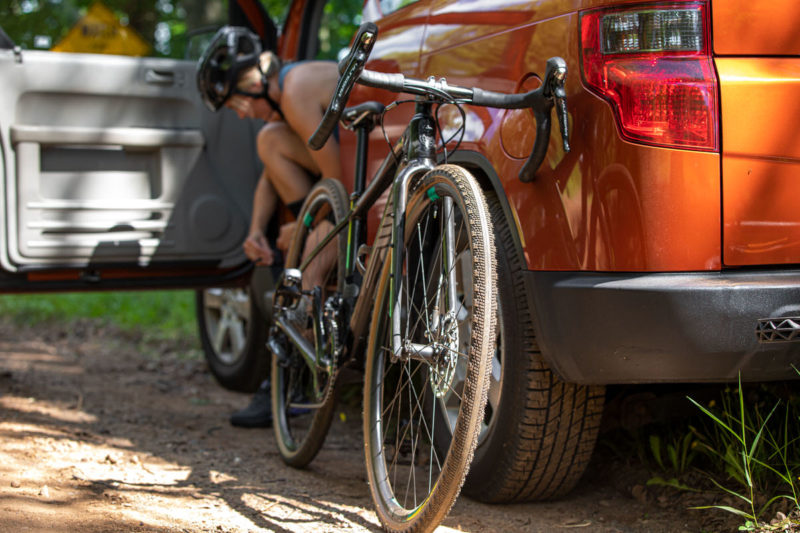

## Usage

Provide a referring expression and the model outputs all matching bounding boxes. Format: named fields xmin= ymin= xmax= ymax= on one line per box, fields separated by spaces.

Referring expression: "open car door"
xmin=0 ymin=2 xmax=276 ymax=291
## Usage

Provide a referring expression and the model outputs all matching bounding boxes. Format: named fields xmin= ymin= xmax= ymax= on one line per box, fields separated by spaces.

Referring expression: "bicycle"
xmin=266 ymin=22 xmax=570 ymax=533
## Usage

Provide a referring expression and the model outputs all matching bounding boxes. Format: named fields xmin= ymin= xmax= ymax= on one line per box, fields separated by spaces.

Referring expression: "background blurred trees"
xmin=0 ymin=0 xmax=360 ymax=59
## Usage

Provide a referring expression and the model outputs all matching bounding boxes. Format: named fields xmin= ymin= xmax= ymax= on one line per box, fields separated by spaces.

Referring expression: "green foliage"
xmin=0 ymin=0 xmax=359 ymax=59
xmin=689 ymin=375 xmax=800 ymax=530
xmin=644 ymin=428 xmax=701 ymax=492
xmin=315 ymin=0 xmax=362 ymax=60
xmin=649 ymin=430 xmax=698 ymax=475
xmin=1 ymin=0 xmax=224 ymax=58
xmin=0 ymin=290 xmax=197 ymax=341
xmin=0 ymin=0 xmax=295 ymax=58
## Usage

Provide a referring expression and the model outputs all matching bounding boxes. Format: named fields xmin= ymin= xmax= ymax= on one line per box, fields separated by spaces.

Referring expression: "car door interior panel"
xmin=0 ymin=49 xmax=259 ymax=271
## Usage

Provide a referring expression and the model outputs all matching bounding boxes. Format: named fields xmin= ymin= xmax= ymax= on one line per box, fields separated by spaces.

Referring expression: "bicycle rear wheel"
xmin=363 ymin=165 xmax=496 ymax=532
xmin=272 ymin=178 xmax=347 ymax=468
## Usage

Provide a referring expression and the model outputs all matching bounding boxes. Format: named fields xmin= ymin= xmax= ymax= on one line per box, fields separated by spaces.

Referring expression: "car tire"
xmin=195 ymin=287 xmax=269 ymax=393
xmin=462 ymin=194 xmax=606 ymax=503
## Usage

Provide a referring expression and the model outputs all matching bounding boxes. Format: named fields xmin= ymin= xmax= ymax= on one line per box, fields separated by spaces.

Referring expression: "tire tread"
xmin=463 ymin=194 xmax=604 ymax=503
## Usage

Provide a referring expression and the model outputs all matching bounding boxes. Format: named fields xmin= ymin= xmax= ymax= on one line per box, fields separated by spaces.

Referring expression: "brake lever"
xmin=551 ymin=60 xmax=570 ymax=154
xmin=308 ymin=22 xmax=378 ymax=151
xmin=518 ymin=57 xmax=570 ymax=183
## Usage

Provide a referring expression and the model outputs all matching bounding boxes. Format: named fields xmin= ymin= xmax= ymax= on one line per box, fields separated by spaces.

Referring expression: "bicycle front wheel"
xmin=363 ymin=164 xmax=496 ymax=532
xmin=272 ymin=178 xmax=348 ymax=468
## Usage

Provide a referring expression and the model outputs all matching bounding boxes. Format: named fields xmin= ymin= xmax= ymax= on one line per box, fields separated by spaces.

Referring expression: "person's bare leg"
xmin=256 ymin=122 xmax=339 ymax=291
xmin=301 ymin=220 xmax=337 ymax=292
xmin=256 ymin=122 xmax=319 ymax=204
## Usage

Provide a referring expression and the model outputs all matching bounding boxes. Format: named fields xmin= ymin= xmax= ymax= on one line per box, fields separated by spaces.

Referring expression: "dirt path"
xmin=0 ymin=320 xmax=714 ymax=533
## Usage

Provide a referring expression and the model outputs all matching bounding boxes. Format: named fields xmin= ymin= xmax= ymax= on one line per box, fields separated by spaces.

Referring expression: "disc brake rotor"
xmin=429 ymin=311 xmax=459 ymax=397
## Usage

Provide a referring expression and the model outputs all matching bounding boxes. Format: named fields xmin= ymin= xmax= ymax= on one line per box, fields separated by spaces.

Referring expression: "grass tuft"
xmin=688 ymin=374 xmax=800 ymax=531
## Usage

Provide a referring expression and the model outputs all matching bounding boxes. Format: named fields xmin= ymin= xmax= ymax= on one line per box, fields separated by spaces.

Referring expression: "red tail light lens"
xmin=580 ymin=3 xmax=718 ymax=151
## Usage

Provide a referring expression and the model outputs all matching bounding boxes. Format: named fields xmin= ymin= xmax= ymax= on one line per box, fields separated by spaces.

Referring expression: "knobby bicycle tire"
xmin=363 ymin=164 xmax=497 ymax=533
xmin=272 ymin=178 xmax=348 ymax=468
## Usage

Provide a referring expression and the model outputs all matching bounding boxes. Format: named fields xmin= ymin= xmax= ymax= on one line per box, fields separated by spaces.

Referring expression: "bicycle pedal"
xmin=274 ymin=268 xmax=304 ymax=308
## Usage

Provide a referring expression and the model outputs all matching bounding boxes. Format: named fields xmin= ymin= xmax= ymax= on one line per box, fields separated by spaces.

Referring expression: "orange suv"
xmin=339 ymin=0 xmax=800 ymax=503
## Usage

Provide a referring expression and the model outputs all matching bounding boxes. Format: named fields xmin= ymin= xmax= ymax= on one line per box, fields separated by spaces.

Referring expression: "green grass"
xmin=688 ymin=377 xmax=800 ymax=530
xmin=0 ymin=290 xmax=197 ymax=342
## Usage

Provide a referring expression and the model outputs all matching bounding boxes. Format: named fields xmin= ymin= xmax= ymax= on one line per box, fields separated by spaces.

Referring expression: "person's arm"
xmin=243 ymin=170 xmax=277 ymax=265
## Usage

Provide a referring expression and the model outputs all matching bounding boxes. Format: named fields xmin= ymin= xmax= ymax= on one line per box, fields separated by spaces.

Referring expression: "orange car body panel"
xmin=277 ymin=0 xmax=308 ymax=60
xmin=713 ymin=0 xmax=800 ymax=56
xmin=356 ymin=0 xmax=800 ymax=273
xmin=718 ymin=58 xmax=800 ymax=266
xmin=359 ymin=0 xmax=722 ymax=271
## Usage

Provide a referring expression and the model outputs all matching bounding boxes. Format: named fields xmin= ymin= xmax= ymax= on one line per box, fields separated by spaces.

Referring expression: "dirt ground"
xmin=0 ymin=319 xmax=730 ymax=533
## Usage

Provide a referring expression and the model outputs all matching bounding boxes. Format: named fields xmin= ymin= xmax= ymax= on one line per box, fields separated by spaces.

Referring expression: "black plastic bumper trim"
xmin=524 ymin=270 xmax=800 ymax=384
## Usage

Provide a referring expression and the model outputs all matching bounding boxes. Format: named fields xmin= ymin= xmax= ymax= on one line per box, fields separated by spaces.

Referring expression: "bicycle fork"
xmin=390 ymin=163 xmax=460 ymax=365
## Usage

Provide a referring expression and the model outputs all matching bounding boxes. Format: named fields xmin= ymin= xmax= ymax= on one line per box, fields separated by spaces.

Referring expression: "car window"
xmin=0 ymin=0 xmax=289 ymax=59
xmin=379 ymin=0 xmax=419 ymax=16
xmin=314 ymin=0 xmax=363 ymax=60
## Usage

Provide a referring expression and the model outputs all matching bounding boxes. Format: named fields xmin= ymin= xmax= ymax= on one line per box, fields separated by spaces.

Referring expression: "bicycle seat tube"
xmin=346 ymin=119 xmax=373 ymax=278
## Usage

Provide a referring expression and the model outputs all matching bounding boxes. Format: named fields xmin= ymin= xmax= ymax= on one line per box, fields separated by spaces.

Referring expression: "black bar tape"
xmin=518 ymin=112 xmax=552 ymax=183
xmin=471 ymin=88 xmax=530 ymax=109
xmin=357 ymin=70 xmax=406 ymax=93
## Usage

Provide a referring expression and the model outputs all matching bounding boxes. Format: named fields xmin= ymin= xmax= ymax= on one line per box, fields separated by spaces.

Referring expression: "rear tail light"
xmin=580 ymin=3 xmax=718 ymax=151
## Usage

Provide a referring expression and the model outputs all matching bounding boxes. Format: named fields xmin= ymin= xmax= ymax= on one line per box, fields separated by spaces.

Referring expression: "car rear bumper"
xmin=525 ymin=270 xmax=800 ymax=384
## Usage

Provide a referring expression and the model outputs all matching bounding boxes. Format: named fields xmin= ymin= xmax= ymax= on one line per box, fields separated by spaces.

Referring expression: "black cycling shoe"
xmin=230 ymin=381 xmax=272 ymax=428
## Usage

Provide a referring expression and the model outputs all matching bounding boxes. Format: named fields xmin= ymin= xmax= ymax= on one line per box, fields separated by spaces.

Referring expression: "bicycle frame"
xmin=274 ymin=98 xmax=463 ymax=370
xmin=271 ymin=21 xmax=570 ymax=528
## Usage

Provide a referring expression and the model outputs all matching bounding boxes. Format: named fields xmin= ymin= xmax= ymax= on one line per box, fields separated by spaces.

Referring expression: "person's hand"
xmin=243 ymin=230 xmax=274 ymax=265
xmin=225 ymin=94 xmax=254 ymax=119
xmin=277 ymin=222 xmax=297 ymax=253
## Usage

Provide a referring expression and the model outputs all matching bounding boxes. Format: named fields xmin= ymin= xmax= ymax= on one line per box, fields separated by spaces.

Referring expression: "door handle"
xmin=145 ymin=69 xmax=175 ymax=86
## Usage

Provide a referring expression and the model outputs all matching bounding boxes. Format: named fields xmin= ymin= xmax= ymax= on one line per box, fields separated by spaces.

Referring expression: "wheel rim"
xmin=275 ymin=360 xmax=329 ymax=452
xmin=202 ymin=288 xmax=251 ymax=366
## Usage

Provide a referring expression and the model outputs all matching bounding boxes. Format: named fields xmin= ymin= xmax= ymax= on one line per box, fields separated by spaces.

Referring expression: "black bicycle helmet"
xmin=196 ymin=25 xmax=265 ymax=112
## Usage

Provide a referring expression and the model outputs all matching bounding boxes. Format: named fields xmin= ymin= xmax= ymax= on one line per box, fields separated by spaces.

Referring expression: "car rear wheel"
xmin=196 ymin=287 xmax=268 ymax=393
xmin=462 ymin=194 xmax=606 ymax=502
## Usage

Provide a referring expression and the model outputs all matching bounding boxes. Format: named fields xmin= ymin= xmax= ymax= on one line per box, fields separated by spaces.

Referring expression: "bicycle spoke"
xmin=429 ymin=380 xmax=437 ymax=494
xmin=379 ymin=352 xmax=427 ymax=422
xmin=404 ymin=361 xmax=417 ymax=507
xmin=404 ymin=207 xmax=436 ymax=343
xmin=403 ymin=202 xmax=469 ymax=344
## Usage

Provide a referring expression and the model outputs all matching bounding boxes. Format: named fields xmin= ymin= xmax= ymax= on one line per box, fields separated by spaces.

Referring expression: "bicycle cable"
xmin=378 ymin=97 xmax=468 ymax=166
xmin=379 ymin=99 xmax=416 ymax=166
xmin=434 ymin=101 xmax=467 ymax=164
